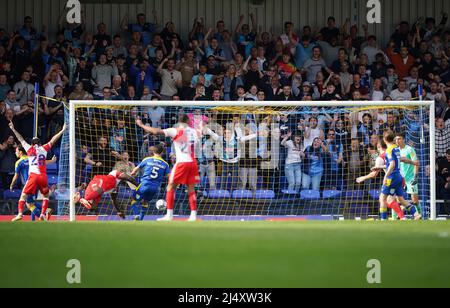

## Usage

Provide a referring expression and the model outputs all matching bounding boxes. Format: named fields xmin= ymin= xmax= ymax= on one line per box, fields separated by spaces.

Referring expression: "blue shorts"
xmin=26 ymin=195 xmax=35 ymax=204
xmin=381 ymin=175 xmax=406 ymax=197
xmin=134 ymin=184 xmax=158 ymax=202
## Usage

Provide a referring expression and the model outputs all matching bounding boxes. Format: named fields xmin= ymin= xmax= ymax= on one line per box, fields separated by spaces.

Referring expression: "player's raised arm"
xmin=46 ymin=155 xmax=58 ymax=165
xmin=8 ymin=121 xmax=27 ymax=146
xmin=49 ymin=123 xmax=67 ymax=146
xmin=136 ymin=119 xmax=165 ymax=135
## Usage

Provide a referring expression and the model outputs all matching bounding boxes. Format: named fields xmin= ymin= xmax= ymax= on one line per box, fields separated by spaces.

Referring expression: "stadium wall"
xmin=0 ymin=0 xmax=449 ymax=47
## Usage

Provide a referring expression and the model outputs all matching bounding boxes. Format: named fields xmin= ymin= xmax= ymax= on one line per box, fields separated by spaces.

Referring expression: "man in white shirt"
xmin=302 ymin=117 xmax=325 ymax=150
xmin=4 ymin=90 xmax=21 ymax=113
xmin=157 ymin=58 xmax=182 ymax=100
xmin=389 ymin=80 xmax=412 ymax=101
xmin=13 ymin=71 xmax=35 ymax=105
xmin=362 ymin=36 xmax=386 ymax=65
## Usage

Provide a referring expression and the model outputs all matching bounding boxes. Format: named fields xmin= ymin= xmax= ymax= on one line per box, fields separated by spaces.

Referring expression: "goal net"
xmin=56 ymin=100 xmax=436 ymax=221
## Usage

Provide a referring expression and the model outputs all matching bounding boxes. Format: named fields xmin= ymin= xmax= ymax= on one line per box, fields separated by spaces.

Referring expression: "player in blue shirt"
xmin=380 ymin=131 xmax=414 ymax=220
xmin=11 ymin=149 xmax=29 ymax=189
xmin=130 ymin=144 xmax=170 ymax=221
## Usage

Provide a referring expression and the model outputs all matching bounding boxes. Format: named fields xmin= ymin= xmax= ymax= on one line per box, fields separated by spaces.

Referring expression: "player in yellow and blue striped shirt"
xmin=130 ymin=144 xmax=170 ymax=221
xmin=380 ymin=131 xmax=416 ymax=221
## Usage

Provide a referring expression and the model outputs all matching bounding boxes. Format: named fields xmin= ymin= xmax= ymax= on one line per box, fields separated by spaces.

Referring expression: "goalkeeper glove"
xmin=411 ymin=175 xmax=418 ymax=186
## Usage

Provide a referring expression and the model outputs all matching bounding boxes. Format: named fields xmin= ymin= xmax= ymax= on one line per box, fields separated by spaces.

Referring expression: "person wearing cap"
xmin=298 ymin=81 xmax=313 ymax=100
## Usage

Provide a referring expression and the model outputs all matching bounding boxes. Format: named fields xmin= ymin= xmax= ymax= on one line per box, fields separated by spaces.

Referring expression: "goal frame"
xmin=68 ymin=100 xmax=436 ymax=222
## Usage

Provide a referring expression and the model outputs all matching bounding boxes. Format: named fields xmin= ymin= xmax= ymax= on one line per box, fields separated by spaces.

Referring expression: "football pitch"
xmin=0 ymin=221 xmax=449 ymax=288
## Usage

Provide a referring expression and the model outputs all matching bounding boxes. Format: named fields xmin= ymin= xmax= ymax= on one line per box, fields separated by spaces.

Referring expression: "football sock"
xmin=388 ymin=201 xmax=405 ymax=219
xmin=380 ymin=210 xmax=388 ymax=220
xmin=167 ymin=209 xmax=174 ymax=218
xmin=130 ymin=200 xmax=140 ymax=216
xmin=188 ymin=192 xmax=197 ymax=211
xmin=18 ymin=200 xmax=25 ymax=215
xmin=139 ymin=204 xmax=147 ymax=221
xmin=41 ymin=198 xmax=49 ymax=216
xmin=166 ymin=190 xmax=175 ymax=210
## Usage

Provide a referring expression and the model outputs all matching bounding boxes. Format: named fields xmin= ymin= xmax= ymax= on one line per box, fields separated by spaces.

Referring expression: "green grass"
xmin=0 ymin=221 xmax=449 ymax=288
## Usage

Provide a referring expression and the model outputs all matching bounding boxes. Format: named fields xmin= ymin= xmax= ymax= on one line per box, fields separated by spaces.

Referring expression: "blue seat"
xmin=3 ymin=190 xmax=22 ymax=199
xmin=208 ymin=190 xmax=231 ymax=199
xmin=47 ymin=163 xmax=58 ymax=172
xmin=281 ymin=190 xmax=298 ymax=200
xmin=323 ymin=190 xmax=342 ymax=199
xmin=282 ymin=190 xmax=298 ymax=195
xmin=232 ymin=190 xmax=253 ymax=199
xmin=344 ymin=190 xmax=365 ymax=199
xmin=47 ymin=165 xmax=58 ymax=176
xmin=300 ymin=190 xmax=321 ymax=200
xmin=254 ymin=190 xmax=275 ymax=199
xmin=369 ymin=190 xmax=380 ymax=200
xmin=48 ymin=175 xmax=58 ymax=186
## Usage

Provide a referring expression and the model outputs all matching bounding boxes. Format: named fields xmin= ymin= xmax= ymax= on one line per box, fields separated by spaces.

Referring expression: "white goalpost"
xmin=66 ymin=100 xmax=436 ymax=222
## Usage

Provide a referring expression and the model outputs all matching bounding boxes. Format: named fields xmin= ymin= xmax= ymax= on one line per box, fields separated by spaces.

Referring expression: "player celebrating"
xmin=9 ymin=122 xmax=66 ymax=222
xmin=10 ymin=146 xmax=57 ymax=221
xmin=74 ymin=170 xmax=138 ymax=219
xmin=395 ymin=134 xmax=421 ymax=220
xmin=136 ymin=114 xmax=200 ymax=222
xmin=130 ymin=144 xmax=171 ymax=221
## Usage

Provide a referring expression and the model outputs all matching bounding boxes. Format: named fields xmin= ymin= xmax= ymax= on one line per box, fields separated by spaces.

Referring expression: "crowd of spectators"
xmin=1 ymin=9 xmax=450 ymax=202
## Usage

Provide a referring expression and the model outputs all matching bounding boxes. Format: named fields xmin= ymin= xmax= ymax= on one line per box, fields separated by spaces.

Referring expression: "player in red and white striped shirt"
xmin=74 ymin=170 xmax=138 ymax=219
xmin=9 ymin=121 xmax=66 ymax=221
xmin=136 ymin=114 xmax=200 ymax=221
